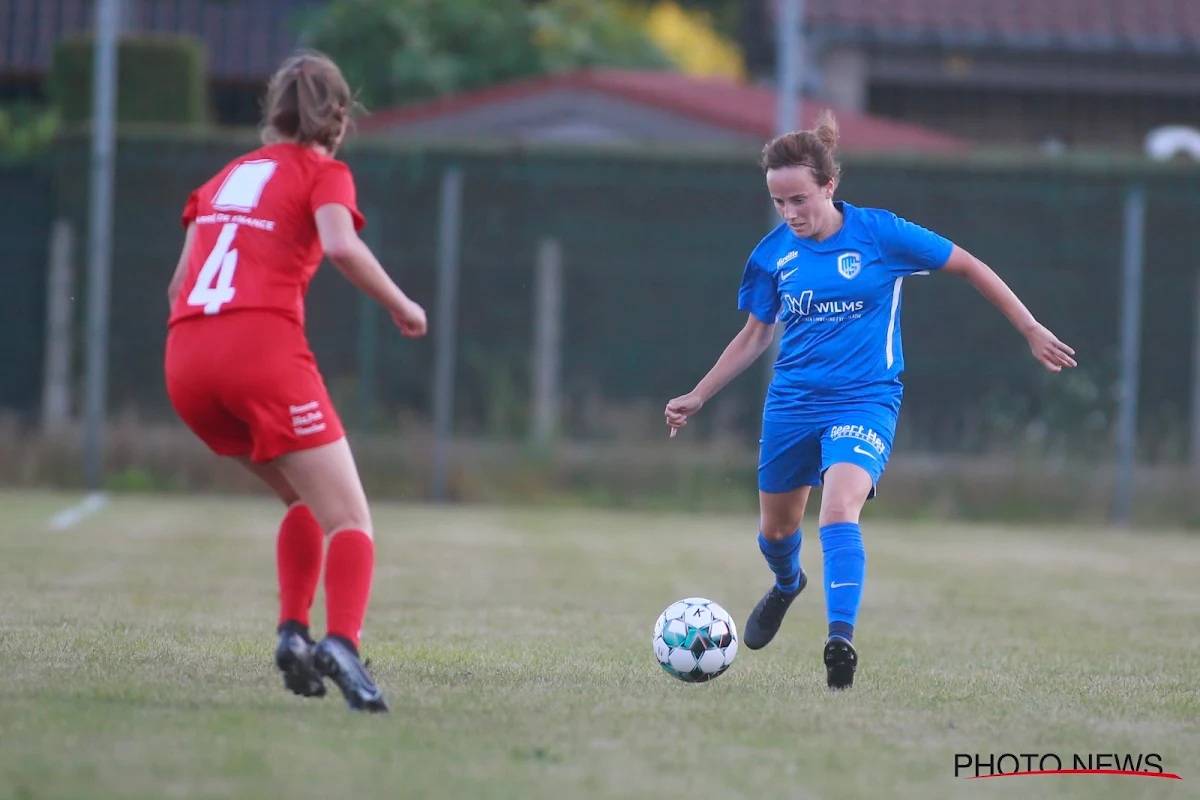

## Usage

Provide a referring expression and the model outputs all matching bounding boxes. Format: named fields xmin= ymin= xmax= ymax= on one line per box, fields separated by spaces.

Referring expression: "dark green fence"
xmin=10 ymin=130 xmax=1200 ymax=461
xmin=0 ymin=163 xmax=53 ymax=419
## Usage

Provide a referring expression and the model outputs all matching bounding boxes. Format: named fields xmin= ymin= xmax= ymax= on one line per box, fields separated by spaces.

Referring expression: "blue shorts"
xmin=757 ymin=410 xmax=897 ymax=497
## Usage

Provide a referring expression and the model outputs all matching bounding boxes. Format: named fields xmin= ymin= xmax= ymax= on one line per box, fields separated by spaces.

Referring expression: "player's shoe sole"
xmin=824 ymin=636 xmax=857 ymax=690
xmin=742 ymin=570 xmax=808 ymax=650
xmin=313 ymin=636 xmax=390 ymax=713
xmin=275 ymin=629 xmax=326 ymax=699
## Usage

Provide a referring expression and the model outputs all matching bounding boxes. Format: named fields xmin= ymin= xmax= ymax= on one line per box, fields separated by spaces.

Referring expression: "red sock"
xmin=276 ymin=504 xmax=325 ymax=629
xmin=324 ymin=529 xmax=374 ymax=650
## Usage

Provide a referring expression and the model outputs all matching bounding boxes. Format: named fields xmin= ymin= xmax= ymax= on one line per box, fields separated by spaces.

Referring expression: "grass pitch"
xmin=0 ymin=490 xmax=1197 ymax=799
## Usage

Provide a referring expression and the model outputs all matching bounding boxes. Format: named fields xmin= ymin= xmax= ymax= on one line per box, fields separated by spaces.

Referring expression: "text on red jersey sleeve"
xmin=310 ymin=159 xmax=365 ymax=231
xmin=181 ymin=190 xmax=200 ymax=229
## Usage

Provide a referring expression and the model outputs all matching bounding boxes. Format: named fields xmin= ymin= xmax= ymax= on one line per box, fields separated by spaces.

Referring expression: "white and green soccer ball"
xmin=652 ymin=597 xmax=738 ymax=683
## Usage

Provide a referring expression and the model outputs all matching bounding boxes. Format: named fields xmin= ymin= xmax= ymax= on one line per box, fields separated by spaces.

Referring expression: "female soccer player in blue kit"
xmin=664 ymin=111 xmax=1076 ymax=690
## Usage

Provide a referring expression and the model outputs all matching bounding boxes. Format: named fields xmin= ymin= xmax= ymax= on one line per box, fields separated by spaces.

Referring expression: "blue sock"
xmin=758 ymin=529 xmax=802 ymax=594
xmin=820 ymin=522 xmax=865 ymax=642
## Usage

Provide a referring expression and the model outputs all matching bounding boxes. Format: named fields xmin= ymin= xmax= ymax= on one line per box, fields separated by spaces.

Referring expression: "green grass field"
xmin=0 ymin=490 xmax=1197 ymax=800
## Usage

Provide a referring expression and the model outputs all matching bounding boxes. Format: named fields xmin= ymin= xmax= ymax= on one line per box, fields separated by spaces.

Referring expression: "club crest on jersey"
xmin=837 ymin=252 xmax=862 ymax=280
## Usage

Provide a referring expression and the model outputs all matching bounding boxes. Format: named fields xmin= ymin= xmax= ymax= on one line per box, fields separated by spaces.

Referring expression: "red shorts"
xmin=165 ymin=311 xmax=345 ymax=463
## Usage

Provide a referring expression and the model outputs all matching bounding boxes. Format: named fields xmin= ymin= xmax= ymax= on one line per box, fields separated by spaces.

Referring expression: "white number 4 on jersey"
xmin=187 ymin=222 xmax=239 ymax=314
xmin=186 ymin=159 xmax=276 ymax=314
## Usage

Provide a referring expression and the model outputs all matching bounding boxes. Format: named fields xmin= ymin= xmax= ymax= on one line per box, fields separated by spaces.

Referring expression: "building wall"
xmin=0 ymin=0 xmax=321 ymax=81
xmin=378 ymin=90 xmax=758 ymax=146
xmin=868 ymin=84 xmax=1200 ymax=150
xmin=0 ymin=0 xmax=321 ymax=124
xmin=817 ymin=44 xmax=1200 ymax=150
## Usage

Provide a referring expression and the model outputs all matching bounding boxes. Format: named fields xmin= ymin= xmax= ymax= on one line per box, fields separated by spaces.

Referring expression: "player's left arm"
xmin=941 ymin=245 xmax=1077 ymax=373
xmin=167 ymin=222 xmax=197 ymax=307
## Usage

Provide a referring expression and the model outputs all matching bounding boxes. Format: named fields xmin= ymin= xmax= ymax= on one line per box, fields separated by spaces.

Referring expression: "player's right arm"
xmin=665 ymin=314 xmax=776 ymax=434
xmin=665 ymin=246 xmax=780 ymax=436
xmin=314 ymin=203 xmax=427 ymax=338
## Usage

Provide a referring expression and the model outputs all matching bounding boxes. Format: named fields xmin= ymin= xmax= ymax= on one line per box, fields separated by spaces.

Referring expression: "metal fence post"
xmin=430 ymin=167 xmax=463 ymax=503
xmin=1114 ymin=185 xmax=1146 ymax=526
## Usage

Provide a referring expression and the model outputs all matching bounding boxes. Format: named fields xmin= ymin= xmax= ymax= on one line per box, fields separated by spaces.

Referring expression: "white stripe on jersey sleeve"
xmin=886 ymin=277 xmax=904 ymax=369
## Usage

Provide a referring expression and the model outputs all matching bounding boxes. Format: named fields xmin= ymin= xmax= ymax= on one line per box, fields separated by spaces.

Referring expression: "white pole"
xmin=774 ymin=0 xmax=804 ymax=138
xmin=430 ymin=167 xmax=463 ymax=503
xmin=765 ymin=0 xmax=804 ymax=389
xmin=357 ymin=205 xmax=381 ymax=432
xmin=82 ymin=0 xmax=121 ymax=489
xmin=531 ymin=237 xmax=563 ymax=446
xmin=1114 ymin=186 xmax=1146 ymax=526
xmin=1191 ymin=270 xmax=1200 ymax=474
xmin=42 ymin=219 xmax=75 ymax=434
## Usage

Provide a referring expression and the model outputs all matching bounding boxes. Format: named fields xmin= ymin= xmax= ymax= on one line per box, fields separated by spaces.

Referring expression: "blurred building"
xmin=0 ymin=0 xmax=322 ymax=122
xmin=7 ymin=0 xmax=1196 ymax=152
xmin=755 ymin=0 xmax=1200 ymax=151
xmin=358 ymin=68 xmax=969 ymax=152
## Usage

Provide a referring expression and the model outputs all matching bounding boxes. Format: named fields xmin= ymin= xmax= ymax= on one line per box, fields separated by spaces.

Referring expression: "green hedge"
xmin=48 ymin=33 xmax=209 ymax=126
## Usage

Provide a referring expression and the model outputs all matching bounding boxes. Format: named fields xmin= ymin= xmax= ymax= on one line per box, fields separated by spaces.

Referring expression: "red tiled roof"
xmin=796 ymin=0 xmax=1200 ymax=53
xmin=360 ymin=69 xmax=969 ymax=153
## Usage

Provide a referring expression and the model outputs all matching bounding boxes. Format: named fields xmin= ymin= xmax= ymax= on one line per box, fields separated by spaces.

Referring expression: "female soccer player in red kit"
xmin=164 ymin=52 xmax=426 ymax=713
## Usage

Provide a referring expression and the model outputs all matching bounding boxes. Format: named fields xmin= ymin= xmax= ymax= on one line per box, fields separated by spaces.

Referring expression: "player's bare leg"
xmin=817 ymin=463 xmax=873 ymax=690
xmin=234 ymin=457 xmax=328 ymax=700
xmin=743 ymin=486 xmax=812 ymax=650
xmin=275 ymin=439 xmax=388 ymax=713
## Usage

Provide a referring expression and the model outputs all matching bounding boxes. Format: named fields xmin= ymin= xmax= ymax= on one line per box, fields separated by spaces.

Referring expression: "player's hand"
xmin=1026 ymin=322 xmax=1076 ymax=372
xmin=392 ymin=299 xmax=428 ymax=338
xmin=664 ymin=392 xmax=704 ymax=438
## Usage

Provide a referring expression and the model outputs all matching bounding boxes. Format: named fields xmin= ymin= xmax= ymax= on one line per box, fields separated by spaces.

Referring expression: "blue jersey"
xmin=738 ymin=201 xmax=953 ymax=420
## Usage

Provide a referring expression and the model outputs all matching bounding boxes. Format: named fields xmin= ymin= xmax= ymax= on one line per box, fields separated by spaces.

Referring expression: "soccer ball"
xmin=652 ymin=597 xmax=738 ymax=683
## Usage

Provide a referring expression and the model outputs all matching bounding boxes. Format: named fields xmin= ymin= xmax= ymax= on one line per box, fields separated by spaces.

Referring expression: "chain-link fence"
xmin=7 ymin=131 xmax=1200 ymax=471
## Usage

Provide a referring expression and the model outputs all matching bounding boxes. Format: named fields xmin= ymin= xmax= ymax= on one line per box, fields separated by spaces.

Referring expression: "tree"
xmin=295 ymin=0 xmax=543 ymax=110
xmin=529 ymin=0 xmax=674 ymax=73
xmin=641 ymin=1 xmax=744 ymax=79
xmin=623 ymin=0 xmax=741 ymax=39
xmin=0 ymin=103 xmax=59 ymax=158
xmin=295 ymin=0 xmax=675 ymax=110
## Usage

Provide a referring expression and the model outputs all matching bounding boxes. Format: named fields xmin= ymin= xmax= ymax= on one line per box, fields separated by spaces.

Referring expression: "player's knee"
xmin=819 ymin=463 xmax=874 ymax=525
xmin=760 ymin=515 xmax=803 ymax=540
xmin=329 ymin=522 xmax=373 ymax=540
xmin=320 ymin=508 xmax=373 ymax=538
xmin=298 ymin=493 xmax=372 ymax=538
xmin=819 ymin=493 xmax=865 ymax=526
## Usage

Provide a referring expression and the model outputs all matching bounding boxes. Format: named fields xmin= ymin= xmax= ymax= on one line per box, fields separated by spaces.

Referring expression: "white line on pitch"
xmin=49 ymin=492 xmax=109 ymax=530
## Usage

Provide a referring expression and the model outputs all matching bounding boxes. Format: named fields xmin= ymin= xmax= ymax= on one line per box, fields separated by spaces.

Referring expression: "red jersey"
xmin=169 ymin=143 xmax=365 ymax=328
